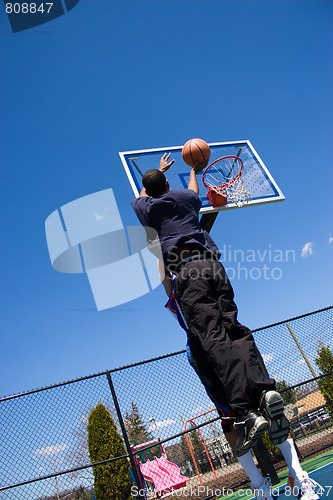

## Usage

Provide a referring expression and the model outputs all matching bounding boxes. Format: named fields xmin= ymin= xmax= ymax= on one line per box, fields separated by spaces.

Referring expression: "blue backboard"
xmin=119 ymin=140 xmax=284 ymax=214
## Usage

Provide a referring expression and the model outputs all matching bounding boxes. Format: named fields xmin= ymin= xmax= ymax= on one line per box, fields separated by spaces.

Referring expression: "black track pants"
xmin=174 ymin=259 xmax=275 ymax=416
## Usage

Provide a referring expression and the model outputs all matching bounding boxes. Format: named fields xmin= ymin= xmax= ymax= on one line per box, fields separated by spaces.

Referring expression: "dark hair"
xmin=142 ymin=169 xmax=167 ymax=197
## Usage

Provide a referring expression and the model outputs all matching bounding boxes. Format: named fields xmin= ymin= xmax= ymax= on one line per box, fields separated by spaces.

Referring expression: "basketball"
xmin=182 ymin=138 xmax=211 ymax=171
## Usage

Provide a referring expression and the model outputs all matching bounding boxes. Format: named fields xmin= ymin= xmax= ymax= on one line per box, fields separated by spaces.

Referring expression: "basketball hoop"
xmin=202 ymin=155 xmax=251 ymax=208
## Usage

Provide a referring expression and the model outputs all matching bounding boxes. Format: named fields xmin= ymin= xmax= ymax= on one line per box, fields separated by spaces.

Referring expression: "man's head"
xmin=142 ymin=169 xmax=169 ymax=197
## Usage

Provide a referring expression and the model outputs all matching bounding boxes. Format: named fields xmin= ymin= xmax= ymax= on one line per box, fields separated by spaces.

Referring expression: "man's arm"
xmin=187 ymin=160 xmax=207 ymax=194
xmin=157 ymin=259 xmax=172 ymax=297
xmin=187 ymin=167 xmax=199 ymax=194
xmin=138 ymin=153 xmax=174 ymax=197
xmin=139 ymin=186 xmax=149 ymax=197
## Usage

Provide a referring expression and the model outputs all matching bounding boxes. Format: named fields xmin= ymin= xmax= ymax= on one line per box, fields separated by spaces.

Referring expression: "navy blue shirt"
xmin=131 ymin=189 xmax=219 ymax=266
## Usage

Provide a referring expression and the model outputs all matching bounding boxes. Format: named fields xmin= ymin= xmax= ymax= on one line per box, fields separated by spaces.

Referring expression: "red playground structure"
xmin=132 ymin=439 xmax=189 ymax=495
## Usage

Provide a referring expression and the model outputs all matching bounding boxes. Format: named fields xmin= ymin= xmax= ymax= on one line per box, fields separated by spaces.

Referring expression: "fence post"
xmin=286 ymin=323 xmax=317 ymax=377
xmin=106 ymin=371 xmax=146 ymax=500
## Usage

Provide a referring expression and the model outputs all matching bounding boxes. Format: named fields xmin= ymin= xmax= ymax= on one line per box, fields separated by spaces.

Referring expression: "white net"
xmin=203 ymin=156 xmax=251 ymax=208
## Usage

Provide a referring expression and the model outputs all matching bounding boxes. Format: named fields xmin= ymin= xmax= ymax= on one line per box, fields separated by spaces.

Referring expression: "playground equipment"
xmin=132 ymin=439 xmax=189 ymax=495
xmin=183 ymin=409 xmax=219 ymax=484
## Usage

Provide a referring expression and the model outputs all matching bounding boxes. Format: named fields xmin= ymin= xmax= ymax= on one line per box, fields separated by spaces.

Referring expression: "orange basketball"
xmin=182 ymin=138 xmax=211 ymax=171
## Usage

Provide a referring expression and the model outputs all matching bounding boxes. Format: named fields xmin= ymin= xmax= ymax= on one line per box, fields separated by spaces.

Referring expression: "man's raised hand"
xmin=193 ymin=157 xmax=208 ymax=174
xmin=159 ymin=153 xmax=175 ymax=173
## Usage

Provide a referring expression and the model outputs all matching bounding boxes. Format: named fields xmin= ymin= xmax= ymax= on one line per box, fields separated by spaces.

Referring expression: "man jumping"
xmin=131 ymin=153 xmax=290 ymax=456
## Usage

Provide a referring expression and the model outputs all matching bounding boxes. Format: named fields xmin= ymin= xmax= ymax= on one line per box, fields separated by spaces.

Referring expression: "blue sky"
xmin=0 ymin=0 xmax=332 ymax=398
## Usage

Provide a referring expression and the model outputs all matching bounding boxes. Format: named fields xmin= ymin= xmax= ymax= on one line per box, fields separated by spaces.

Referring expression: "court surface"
xmin=217 ymin=450 xmax=333 ymax=500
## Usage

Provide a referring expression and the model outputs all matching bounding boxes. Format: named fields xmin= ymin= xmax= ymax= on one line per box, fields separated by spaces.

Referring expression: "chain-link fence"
xmin=0 ymin=306 xmax=332 ymax=500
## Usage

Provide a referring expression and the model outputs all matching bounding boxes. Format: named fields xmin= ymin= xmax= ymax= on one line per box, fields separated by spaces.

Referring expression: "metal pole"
xmin=200 ymin=212 xmax=218 ymax=233
xmin=180 ymin=414 xmax=202 ymax=483
xmin=106 ymin=372 xmax=146 ymax=500
xmin=286 ymin=323 xmax=317 ymax=378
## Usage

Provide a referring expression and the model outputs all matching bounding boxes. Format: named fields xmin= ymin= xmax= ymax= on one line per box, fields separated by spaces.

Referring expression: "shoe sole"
xmin=261 ymin=391 xmax=290 ymax=445
xmin=235 ymin=416 xmax=269 ymax=456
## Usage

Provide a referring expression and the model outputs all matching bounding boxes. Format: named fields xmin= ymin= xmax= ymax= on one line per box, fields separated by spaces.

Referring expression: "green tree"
xmin=276 ymin=380 xmax=296 ymax=405
xmin=261 ymin=432 xmax=282 ymax=463
xmin=87 ymin=403 xmax=132 ymax=500
xmin=124 ymin=401 xmax=150 ymax=445
xmin=180 ymin=433 xmax=193 ymax=470
xmin=188 ymin=424 xmax=204 ymax=457
xmin=67 ymin=403 xmax=115 ymax=485
xmin=315 ymin=343 xmax=333 ymax=417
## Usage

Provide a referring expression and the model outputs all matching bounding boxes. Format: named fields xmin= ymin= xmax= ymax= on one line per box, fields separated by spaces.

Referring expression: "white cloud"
xmin=148 ymin=419 xmax=176 ymax=432
xmin=297 ymin=359 xmax=306 ymax=365
xmin=94 ymin=213 xmax=105 ymax=221
xmin=262 ymin=353 xmax=273 ymax=363
xmin=329 ymin=236 xmax=333 ymax=244
xmin=301 ymin=242 xmax=314 ymax=258
xmin=34 ymin=444 xmax=67 ymax=456
xmin=193 ymin=405 xmax=206 ymax=414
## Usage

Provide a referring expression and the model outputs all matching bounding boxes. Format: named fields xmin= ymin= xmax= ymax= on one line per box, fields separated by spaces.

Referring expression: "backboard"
xmin=119 ymin=140 xmax=284 ymax=214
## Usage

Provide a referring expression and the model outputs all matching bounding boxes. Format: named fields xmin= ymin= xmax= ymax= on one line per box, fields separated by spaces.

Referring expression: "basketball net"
xmin=202 ymin=156 xmax=251 ymax=208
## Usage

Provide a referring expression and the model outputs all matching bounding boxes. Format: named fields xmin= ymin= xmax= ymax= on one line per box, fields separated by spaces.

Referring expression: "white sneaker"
xmin=288 ymin=470 xmax=321 ymax=500
xmin=252 ymin=477 xmax=278 ymax=500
